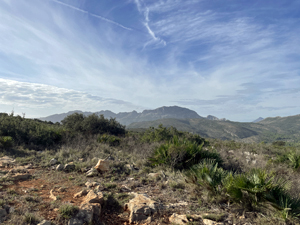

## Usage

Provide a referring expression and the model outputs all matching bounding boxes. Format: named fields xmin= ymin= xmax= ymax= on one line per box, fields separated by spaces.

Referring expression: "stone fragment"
xmin=124 ymin=193 xmax=162 ymax=224
xmin=0 ymin=156 xmax=15 ymax=168
xmin=202 ymin=219 xmax=224 ymax=225
xmin=148 ymin=173 xmax=160 ymax=178
xmin=74 ymin=190 xmax=88 ymax=198
xmin=120 ymin=185 xmax=131 ymax=192
xmin=169 ymin=213 xmax=188 ymax=224
xmin=58 ymin=187 xmax=66 ymax=192
xmin=37 ymin=220 xmax=52 ymax=225
xmin=85 ymin=181 xmax=99 ymax=188
xmin=125 ymin=164 xmax=139 ymax=171
xmin=56 ymin=164 xmax=64 ymax=171
xmin=49 ymin=189 xmax=57 ymax=201
xmin=165 ymin=201 xmax=188 ymax=209
xmin=50 ymin=158 xmax=57 ymax=165
xmin=94 ymin=159 xmax=110 ymax=172
xmin=86 ymin=168 xmax=98 ymax=177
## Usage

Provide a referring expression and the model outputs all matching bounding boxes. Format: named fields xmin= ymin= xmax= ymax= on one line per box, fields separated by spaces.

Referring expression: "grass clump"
xmin=58 ymin=204 xmax=79 ymax=219
xmin=23 ymin=212 xmax=41 ymax=224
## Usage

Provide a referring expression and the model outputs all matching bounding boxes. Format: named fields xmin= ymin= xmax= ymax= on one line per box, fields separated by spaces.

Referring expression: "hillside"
xmin=128 ymin=116 xmax=300 ymax=144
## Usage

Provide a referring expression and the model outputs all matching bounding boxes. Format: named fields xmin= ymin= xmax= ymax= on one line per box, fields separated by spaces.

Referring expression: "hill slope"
xmin=128 ymin=115 xmax=300 ymax=144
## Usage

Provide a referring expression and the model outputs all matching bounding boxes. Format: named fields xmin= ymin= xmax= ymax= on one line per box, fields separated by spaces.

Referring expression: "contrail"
xmin=51 ymin=0 xmax=133 ymax=31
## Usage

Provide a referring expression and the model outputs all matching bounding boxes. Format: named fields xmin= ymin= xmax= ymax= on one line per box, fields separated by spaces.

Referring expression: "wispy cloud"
xmin=0 ymin=0 xmax=299 ymax=121
xmin=51 ymin=0 xmax=133 ymax=31
xmin=134 ymin=0 xmax=166 ymax=48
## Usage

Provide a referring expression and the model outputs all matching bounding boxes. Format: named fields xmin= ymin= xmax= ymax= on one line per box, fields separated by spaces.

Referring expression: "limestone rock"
xmin=77 ymin=202 xmax=101 ymax=223
xmin=50 ymin=158 xmax=57 ymax=165
xmin=0 ymin=156 xmax=15 ymax=168
xmin=64 ymin=163 xmax=75 ymax=172
xmin=86 ymin=168 xmax=98 ymax=177
xmin=49 ymin=189 xmax=57 ymax=201
xmin=202 ymin=219 xmax=224 ymax=225
xmin=37 ymin=220 xmax=52 ymax=225
xmin=82 ymin=190 xmax=104 ymax=204
xmin=6 ymin=173 xmax=32 ymax=181
xmin=148 ymin=173 xmax=160 ymax=178
xmin=169 ymin=213 xmax=188 ymax=224
xmin=85 ymin=181 xmax=99 ymax=188
xmin=94 ymin=159 xmax=110 ymax=172
xmin=165 ymin=201 xmax=188 ymax=209
xmin=74 ymin=190 xmax=88 ymax=198
xmin=56 ymin=164 xmax=64 ymax=171
xmin=125 ymin=164 xmax=139 ymax=171
xmin=124 ymin=193 xmax=162 ymax=224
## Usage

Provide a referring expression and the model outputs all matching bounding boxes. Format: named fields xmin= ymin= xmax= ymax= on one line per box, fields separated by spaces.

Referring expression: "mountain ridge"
xmin=38 ymin=106 xmax=226 ymax=125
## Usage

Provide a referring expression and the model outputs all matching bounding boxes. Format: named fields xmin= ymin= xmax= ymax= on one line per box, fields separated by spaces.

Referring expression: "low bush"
xmin=0 ymin=136 xmax=14 ymax=149
xmin=98 ymin=134 xmax=121 ymax=146
xmin=149 ymin=136 xmax=220 ymax=170
xmin=186 ymin=159 xmax=228 ymax=193
xmin=59 ymin=204 xmax=79 ymax=219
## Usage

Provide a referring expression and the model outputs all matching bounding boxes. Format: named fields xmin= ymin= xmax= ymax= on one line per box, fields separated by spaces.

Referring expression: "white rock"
xmin=50 ymin=158 xmax=57 ymax=165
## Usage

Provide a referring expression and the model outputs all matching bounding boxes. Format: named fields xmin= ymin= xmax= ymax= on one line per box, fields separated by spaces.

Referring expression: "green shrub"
xmin=59 ymin=204 xmax=79 ymax=219
xmin=287 ymin=152 xmax=300 ymax=169
xmin=23 ymin=213 xmax=40 ymax=224
xmin=62 ymin=113 xmax=125 ymax=136
xmin=149 ymin=136 xmax=220 ymax=170
xmin=223 ymin=169 xmax=291 ymax=210
xmin=186 ymin=159 xmax=228 ymax=193
xmin=0 ymin=136 xmax=14 ymax=149
xmin=97 ymin=134 xmax=121 ymax=146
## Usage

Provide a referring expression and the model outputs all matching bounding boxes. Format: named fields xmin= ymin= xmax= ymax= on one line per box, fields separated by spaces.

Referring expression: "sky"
xmin=0 ymin=0 xmax=300 ymax=122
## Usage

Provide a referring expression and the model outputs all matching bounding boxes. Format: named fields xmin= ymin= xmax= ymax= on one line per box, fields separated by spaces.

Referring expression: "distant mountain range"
xmin=38 ymin=106 xmax=227 ymax=126
xmin=38 ymin=106 xmax=300 ymax=143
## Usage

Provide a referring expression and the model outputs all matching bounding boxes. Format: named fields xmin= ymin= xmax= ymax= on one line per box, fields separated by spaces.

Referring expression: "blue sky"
xmin=0 ymin=0 xmax=299 ymax=121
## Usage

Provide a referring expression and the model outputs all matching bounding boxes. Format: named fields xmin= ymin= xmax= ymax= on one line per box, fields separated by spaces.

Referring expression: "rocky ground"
xmin=0 ymin=155 xmax=290 ymax=225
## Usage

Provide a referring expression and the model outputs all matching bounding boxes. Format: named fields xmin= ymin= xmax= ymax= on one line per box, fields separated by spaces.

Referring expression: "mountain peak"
xmin=252 ymin=117 xmax=264 ymax=123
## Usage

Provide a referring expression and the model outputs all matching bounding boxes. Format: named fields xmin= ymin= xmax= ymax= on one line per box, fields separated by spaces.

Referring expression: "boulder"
xmin=169 ymin=213 xmax=188 ymax=224
xmin=77 ymin=203 xmax=101 ymax=223
xmin=124 ymin=193 xmax=162 ymax=224
xmin=94 ymin=159 xmax=110 ymax=172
